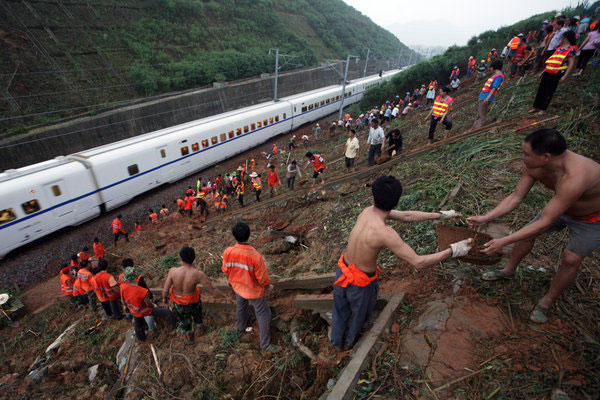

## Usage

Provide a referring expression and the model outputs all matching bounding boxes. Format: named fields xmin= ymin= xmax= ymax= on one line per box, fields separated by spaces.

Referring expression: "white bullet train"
xmin=0 ymin=69 xmax=400 ymax=259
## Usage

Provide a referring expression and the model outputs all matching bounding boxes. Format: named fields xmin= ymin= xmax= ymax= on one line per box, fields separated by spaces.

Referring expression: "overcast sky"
xmin=343 ymin=0 xmax=575 ymax=47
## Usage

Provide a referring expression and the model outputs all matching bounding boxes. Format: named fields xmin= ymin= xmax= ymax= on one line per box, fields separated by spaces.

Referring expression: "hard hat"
xmin=491 ymin=48 xmax=496 ymax=51
xmin=481 ymin=59 xmax=485 ymax=63
xmin=543 ymin=20 xmax=549 ymax=24
xmin=0 ymin=293 xmax=9 ymax=305
xmin=518 ymin=33 xmax=524 ymax=37
xmin=454 ymin=66 xmax=458 ymax=69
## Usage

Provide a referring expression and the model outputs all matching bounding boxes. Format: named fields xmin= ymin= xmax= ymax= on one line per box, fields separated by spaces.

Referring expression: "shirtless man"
xmin=331 ymin=176 xmax=473 ymax=350
xmin=467 ymin=129 xmax=600 ymax=323
xmin=162 ymin=246 xmax=226 ymax=340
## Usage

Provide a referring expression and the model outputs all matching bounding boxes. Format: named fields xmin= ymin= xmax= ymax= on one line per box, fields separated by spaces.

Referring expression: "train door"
xmin=155 ymin=145 xmax=170 ymax=183
xmin=43 ymin=180 xmax=73 ymax=218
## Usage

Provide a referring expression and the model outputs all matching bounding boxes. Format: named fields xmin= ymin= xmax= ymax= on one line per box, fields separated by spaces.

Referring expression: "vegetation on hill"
xmin=0 ymin=0 xmax=415 ymax=133
xmin=359 ymin=2 xmax=598 ymax=110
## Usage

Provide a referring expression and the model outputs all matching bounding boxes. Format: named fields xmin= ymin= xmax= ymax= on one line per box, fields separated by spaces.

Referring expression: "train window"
xmin=263 ymin=119 xmax=268 ymax=126
xmin=51 ymin=185 xmax=62 ymax=197
xmin=236 ymin=128 xmax=242 ymax=136
xmin=202 ymin=139 xmax=209 ymax=148
xmin=0 ymin=208 xmax=16 ymax=226
xmin=331 ymin=97 xmax=335 ymax=102
xmin=308 ymin=104 xmax=313 ymax=110
xmin=269 ymin=117 xmax=274 ymax=124
xmin=211 ymin=136 xmax=218 ymax=145
xmin=283 ymin=113 xmax=286 ymax=119
xmin=326 ymin=99 xmax=330 ymax=104
xmin=22 ymin=199 xmax=41 ymax=215
xmin=160 ymin=149 xmax=167 ymax=158
xmin=251 ymin=123 xmax=256 ymax=131
xmin=294 ymin=107 xmax=296 ymax=112
xmin=220 ymin=133 xmax=227 ymax=142
xmin=314 ymin=103 xmax=318 ymax=108
xmin=128 ymin=164 xmax=140 ymax=176
xmin=180 ymin=147 xmax=189 ymax=156
xmin=229 ymin=130 xmax=235 ymax=139
xmin=320 ymin=101 xmax=325 ymax=106
xmin=192 ymin=143 xmax=199 ymax=152
xmin=275 ymin=115 xmax=279 ymax=122
xmin=244 ymin=126 xmax=249 ymax=133
xmin=257 ymin=121 xmax=262 ymax=128
xmin=301 ymin=106 xmax=307 ymax=112
xmin=336 ymin=96 xmax=340 ymax=100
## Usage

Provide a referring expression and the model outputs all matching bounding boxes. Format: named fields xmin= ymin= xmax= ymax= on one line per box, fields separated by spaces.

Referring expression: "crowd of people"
xmin=56 ymin=11 xmax=599 ymax=357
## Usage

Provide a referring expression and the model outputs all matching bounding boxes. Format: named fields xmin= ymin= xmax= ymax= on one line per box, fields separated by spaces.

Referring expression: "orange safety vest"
xmin=72 ymin=278 xmax=86 ymax=296
xmin=309 ymin=154 xmax=326 ymax=172
xmin=169 ymin=286 xmax=200 ymax=305
xmin=93 ymin=242 xmax=104 ymax=259
xmin=78 ymin=268 xmax=93 ymax=292
xmin=121 ymin=284 xmax=152 ymax=318
xmin=122 ymin=284 xmax=152 ymax=318
xmin=213 ymin=192 xmax=221 ymax=207
xmin=89 ymin=275 xmax=107 ymax=302
xmin=134 ymin=223 xmax=141 ymax=231
xmin=185 ymin=196 xmax=194 ymax=210
xmin=481 ymin=72 xmax=505 ymax=93
xmin=94 ymin=271 xmax=120 ymax=301
xmin=149 ymin=213 xmax=158 ymax=223
xmin=333 ymin=254 xmax=380 ymax=288
xmin=236 ymin=183 xmax=244 ymax=196
xmin=220 ymin=195 xmax=228 ymax=209
xmin=432 ymin=95 xmax=453 ymax=117
xmin=79 ymin=251 xmax=90 ymax=261
xmin=222 ymin=244 xmax=270 ymax=299
xmin=60 ymin=267 xmax=74 ymax=296
xmin=112 ymin=218 xmax=124 ymax=234
xmin=177 ymin=198 xmax=185 ymax=210
xmin=251 ymin=177 xmax=262 ymax=190
xmin=509 ymin=36 xmax=520 ymax=49
xmin=450 ymin=68 xmax=460 ymax=79
xmin=545 ymin=45 xmax=577 ymax=73
xmin=71 ymin=259 xmax=80 ymax=270
xmin=273 ymin=144 xmax=277 ymax=154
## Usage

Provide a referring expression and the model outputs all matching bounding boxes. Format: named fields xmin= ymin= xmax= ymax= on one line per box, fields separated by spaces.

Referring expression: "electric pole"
xmin=338 ymin=55 xmax=359 ymax=121
xmin=268 ymin=49 xmax=300 ymax=102
xmin=363 ymin=48 xmax=370 ymax=77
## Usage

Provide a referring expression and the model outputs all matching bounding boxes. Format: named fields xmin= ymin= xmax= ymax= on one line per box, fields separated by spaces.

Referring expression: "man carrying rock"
xmin=331 ymin=176 xmax=472 ymax=350
xmin=162 ymin=246 xmax=226 ymax=341
xmin=468 ymin=129 xmax=600 ymax=323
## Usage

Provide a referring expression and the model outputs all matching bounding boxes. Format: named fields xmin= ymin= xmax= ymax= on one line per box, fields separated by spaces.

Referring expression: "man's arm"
xmin=388 ymin=210 xmax=446 ymax=222
xmin=384 ymin=229 xmax=452 ymax=269
xmin=468 ymin=173 xmax=536 ymax=226
xmin=161 ymin=270 xmax=172 ymax=303
xmin=253 ymin=256 xmax=271 ymax=288
xmin=482 ymin=177 xmax=586 ymax=254
xmin=196 ymin=270 xmax=227 ymax=298
xmin=559 ymin=56 xmax=576 ymax=82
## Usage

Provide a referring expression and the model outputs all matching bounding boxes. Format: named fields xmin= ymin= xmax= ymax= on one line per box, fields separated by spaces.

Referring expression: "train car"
xmin=0 ymin=159 xmax=102 ymax=259
xmin=0 ymin=70 xmax=400 ymax=259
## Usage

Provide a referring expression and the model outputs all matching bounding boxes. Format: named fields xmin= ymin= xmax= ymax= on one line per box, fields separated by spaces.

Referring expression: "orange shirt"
xmin=93 ymin=242 xmax=104 ymax=259
xmin=222 ymin=243 xmax=270 ymax=299
xmin=112 ymin=218 xmax=125 ymax=234
xmin=177 ymin=198 xmax=185 ymax=210
xmin=149 ymin=213 xmax=158 ymax=223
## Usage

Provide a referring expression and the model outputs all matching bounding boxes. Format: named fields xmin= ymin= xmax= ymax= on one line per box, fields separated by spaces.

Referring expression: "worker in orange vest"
xmin=250 ymin=172 xmax=262 ymax=202
xmin=162 ymin=246 xmax=225 ymax=341
xmin=134 ymin=221 xmax=142 ymax=231
xmin=88 ymin=266 xmax=112 ymax=318
xmin=222 ymin=222 xmax=279 ymax=352
xmin=94 ymin=259 xmax=123 ymax=319
xmin=267 ymin=164 xmax=280 ymax=197
xmin=272 ymin=144 xmax=277 ymax=155
xmin=304 ymin=152 xmax=326 ymax=186
xmin=148 ymin=209 xmax=158 ymax=223
xmin=70 ymin=254 xmax=80 ymax=270
xmin=219 ymin=194 xmax=229 ymax=212
xmin=196 ymin=191 xmax=209 ymax=219
xmin=184 ymin=192 xmax=195 ymax=217
xmin=72 ymin=274 xmax=88 ymax=307
xmin=122 ymin=266 xmax=177 ymax=341
xmin=472 ymin=60 xmax=505 ymax=130
xmin=466 ymin=56 xmax=476 ymax=77
xmin=175 ymin=198 xmax=185 ymax=215
xmin=236 ymin=181 xmax=245 ymax=208
xmin=487 ymin=48 xmax=498 ymax=64
xmin=59 ymin=264 xmax=77 ymax=305
xmin=79 ymin=247 xmax=91 ymax=262
xmin=424 ymin=86 xmax=454 ymax=145
xmin=507 ymin=33 xmax=523 ymax=58
xmin=92 ymin=238 xmax=104 ymax=259
xmin=77 ymin=259 xmax=97 ymax=310
xmin=250 ymin=159 xmax=256 ymax=170
xmin=213 ymin=191 xmax=221 ymax=210
xmin=449 ymin=66 xmax=460 ymax=80
xmin=112 ymin=214 xmax=129 ymax=246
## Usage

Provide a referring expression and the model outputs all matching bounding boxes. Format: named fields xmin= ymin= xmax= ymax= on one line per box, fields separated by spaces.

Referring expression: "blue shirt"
xmin=384 ymin=108 xmax=392 ymax=117
xmin=479 ymin=74 xmax=504 ymax=102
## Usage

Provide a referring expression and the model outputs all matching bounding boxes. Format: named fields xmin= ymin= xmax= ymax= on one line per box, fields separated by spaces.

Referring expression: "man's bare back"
xmin=168 ymin=264 xmax=201 ymax=296
xmin=344 ymin=206 xmax=398 ymax=274
xmin=526 ymin=150 xmax=600 ymax=217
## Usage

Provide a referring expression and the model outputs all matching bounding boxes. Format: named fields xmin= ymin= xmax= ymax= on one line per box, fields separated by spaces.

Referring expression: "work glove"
xmin=450 ymin=238 xmax=474 ymax=258
xmin=439 ymin=210 xmax=461 ymax=220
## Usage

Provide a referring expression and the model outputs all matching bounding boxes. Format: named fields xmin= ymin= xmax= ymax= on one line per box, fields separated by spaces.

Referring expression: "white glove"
xmin=450 ymin=238 xmax=474 ymax=258
xmin=439 ymin=210 xmax=461 ymax=220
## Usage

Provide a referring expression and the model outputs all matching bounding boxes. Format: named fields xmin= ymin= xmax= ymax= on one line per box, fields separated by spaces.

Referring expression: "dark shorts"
xmin=529 ymin=212 xmax=600 ymax=256
xmin=345 ymin=157 xmax=355 ymax=168
xmin=313 ymin=168 xmax=325 ymax=179
xmin=173 ymin=300 xmax=203 ymax=333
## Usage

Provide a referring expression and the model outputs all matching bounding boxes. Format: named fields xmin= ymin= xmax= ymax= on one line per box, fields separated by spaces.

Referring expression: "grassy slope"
xmin=0 ymin=0 xmax=415 ymax=133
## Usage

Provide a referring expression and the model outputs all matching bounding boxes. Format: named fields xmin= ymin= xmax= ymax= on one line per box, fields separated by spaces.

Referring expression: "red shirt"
xmin=267 ymin=170 xmax=279 ymax=186
xmin=112 ymin=218 xmax=125 ymax=234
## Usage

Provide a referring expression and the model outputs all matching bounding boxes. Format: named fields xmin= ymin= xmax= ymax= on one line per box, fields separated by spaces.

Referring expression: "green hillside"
xmin=0 ymin=0 xmax=415 ymax=133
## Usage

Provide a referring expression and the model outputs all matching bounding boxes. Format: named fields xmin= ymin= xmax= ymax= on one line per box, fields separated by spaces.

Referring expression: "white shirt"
xmin=548 ymin=27 xmax=568 ymax=51
xmin=391 ymin=107 xmax=399 ymax=117
xmin=451 ymin=79 xmax=460 ymax=89
xmin=367 ymin=126 xmax=384 ymax=145
xmin=345 ymin=137 xmax=360 ymax=158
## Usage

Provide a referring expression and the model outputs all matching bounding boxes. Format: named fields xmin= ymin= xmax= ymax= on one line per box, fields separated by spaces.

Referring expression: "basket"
xmin=437 ymin=224 xmax=503 ymax=265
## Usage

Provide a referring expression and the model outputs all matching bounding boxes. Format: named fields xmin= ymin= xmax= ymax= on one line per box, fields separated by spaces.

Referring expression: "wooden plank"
xmin=149 ymin=273 xmax=336 ymax=297
xmin=322 ymin=293 xmax=405 ymax=400
xmin=294 ymin=294 xmax=388 ymax=313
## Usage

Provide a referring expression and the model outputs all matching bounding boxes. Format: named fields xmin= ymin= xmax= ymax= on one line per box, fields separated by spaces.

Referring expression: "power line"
xmin=0 ymin=73 xmax=340 ymax=144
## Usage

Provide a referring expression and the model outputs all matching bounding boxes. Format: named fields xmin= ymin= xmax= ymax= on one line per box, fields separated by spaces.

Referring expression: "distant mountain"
xmin=0 ymin=0 xmax=418 ymax=133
